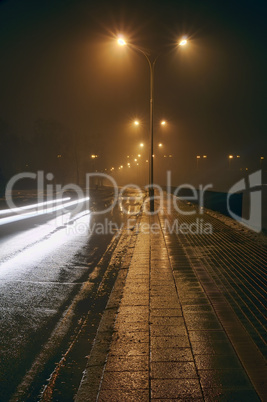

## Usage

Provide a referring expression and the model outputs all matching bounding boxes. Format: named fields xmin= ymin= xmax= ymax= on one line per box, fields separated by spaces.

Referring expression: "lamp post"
xmin=117 ymin=36 xmax=187 ymax=212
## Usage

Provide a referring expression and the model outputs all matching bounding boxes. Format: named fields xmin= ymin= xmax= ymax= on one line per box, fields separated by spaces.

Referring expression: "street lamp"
xmin=228 ymin=154 xmax=234 ymax=169
xmin=179 ymin=39 xmax=187 ymax=46
xmin=117 ymin=36 xmax=187 ymax=212
xmin=117 ymin=37 xmax=126 ymax=46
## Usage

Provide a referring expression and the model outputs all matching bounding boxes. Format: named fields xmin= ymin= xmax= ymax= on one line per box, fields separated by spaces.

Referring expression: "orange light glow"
xmin=117 ymin=37 xmax=126 ymax=46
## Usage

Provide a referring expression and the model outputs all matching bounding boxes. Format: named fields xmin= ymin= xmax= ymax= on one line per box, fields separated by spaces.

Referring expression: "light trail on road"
xmin=0 ymin=197 xmax=89 ymax=226
xmin=0 ymin=196 xmax=71 ymax=215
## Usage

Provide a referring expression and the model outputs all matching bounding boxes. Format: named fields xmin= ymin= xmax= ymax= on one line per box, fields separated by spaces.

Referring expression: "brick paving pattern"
xmin=76 ymin=196 xmax=267 ymax=401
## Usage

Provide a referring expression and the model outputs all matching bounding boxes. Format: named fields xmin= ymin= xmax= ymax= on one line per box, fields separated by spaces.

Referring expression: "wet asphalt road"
xmin=0 ymin=188 xmax=142 ymax=401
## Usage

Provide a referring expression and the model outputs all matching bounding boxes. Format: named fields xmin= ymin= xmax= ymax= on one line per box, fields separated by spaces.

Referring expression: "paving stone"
xmin=151 ymin=378 xmax=203 ymax=399
xmin=151 ymin=336 xmax=190 ymax=349
xmin=114 ymin=321 xmax=149 ymax=333
xmin=151 ymin=325 xmax=187 ymax=337
xmin=111 ymin=331 xmax=149 ymax=343
xmin=100 ymin=371 xmax=149 ymax=390
xmin=151 ymin=347 xmax=194 ymax=362
xmin=150 ymin=308 xmax=182 ymax=317
xmin=151 ymin=361 xmax=198 ymax=379
xmin=150 ymin=299 xmax=181 ymax=309
xmin=150 ymin=316 xmax=185 ymax=326
xmin=98 ymin=389 xmax=149 ymax=401
xmin=105 ymin=355 xmax=149 ymax=372
xmin=109 ymin=341 xmax=149 ymax=356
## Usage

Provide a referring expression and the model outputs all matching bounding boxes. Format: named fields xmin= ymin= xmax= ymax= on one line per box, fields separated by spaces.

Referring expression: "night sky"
xmin=0 ymin=0 xmax=266 ymax=186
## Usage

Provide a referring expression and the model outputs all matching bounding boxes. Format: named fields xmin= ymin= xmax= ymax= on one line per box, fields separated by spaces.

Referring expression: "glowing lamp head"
xmin=134 ymin=120 xmax=140 ymax=126
xmin=179 ymin=38 xmax=187 ymax=46
xmin=161 ymin=120 xmax=166 ymax=126
xmin=117 ymin=37 xmax=126 ymax=46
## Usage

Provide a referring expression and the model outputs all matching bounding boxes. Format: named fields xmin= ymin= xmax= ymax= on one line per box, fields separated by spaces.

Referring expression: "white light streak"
xmin=0 ymin=197 xmax=89 ymax=226
xmin=0 ymin=197 xmax=71 ymax=215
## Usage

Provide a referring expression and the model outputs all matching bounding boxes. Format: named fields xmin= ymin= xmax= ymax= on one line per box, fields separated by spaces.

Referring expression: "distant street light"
xmin=196 ymin=155 xmax=207 ymax=169
xmin=179 ymin=38 xmax=187 ymax=46
xmin=134 ymin=120 xmax=140 ymax=126
xmin=140 ymin=143 xmax=144 ymax=147
xmin=161 ymin=120 xmax=166 ymax=126
xmin=196 ymin=155 xmax=201 ymax=169
xmin=228 ymin=154 xmax=234 ymax=169
xmin=117 ymin=35 xmax=187 ymax=211
xmin=91 ymin=154 xmax=98 ymax=178
xmin=117 ymin=37 xmax=126 ymax=46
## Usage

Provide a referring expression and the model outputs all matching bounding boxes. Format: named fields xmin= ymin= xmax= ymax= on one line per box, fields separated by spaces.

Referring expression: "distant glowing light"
xmin=158 ymin=143 xmax=163 ymax=147
xmin=229 ymin=155 xmax=234 ymax=159
xmin=140 ymin=143 xmax=144 ymax=147
xmin=138 ymin=154 xmax=141 ymax=157
xmin=91 ymin=154 xmax=98 ymax=159
xmin=260 ymin=156 xmax=264 ymax=160
xmin=117 ymin=36 xmax=126 ymax=46
xmin=161 ymin=120 xmax=166 ymax=126
xmin=134 ymin=158 xmax=137 ymax=162
xmin=203 ymin=155 xmax=207 ymax=158
xmin=134 ymin=120 xmax=140 ymax=126
xmin=197 ymin=155 xmax=201 ymax=159
xmin=179 ymin=38 xmax=187 ymax=46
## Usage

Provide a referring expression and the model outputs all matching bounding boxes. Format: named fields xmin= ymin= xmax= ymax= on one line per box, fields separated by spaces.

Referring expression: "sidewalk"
xmin=75 ymin=196 xmax=267 ymax=401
